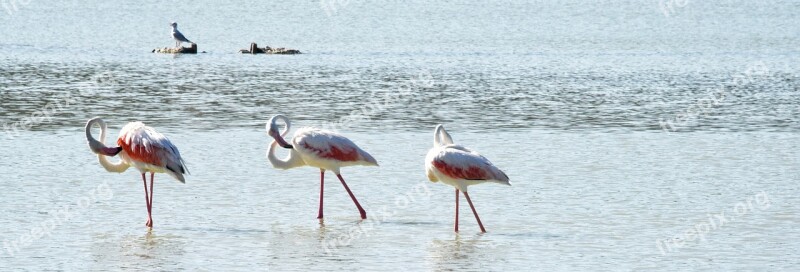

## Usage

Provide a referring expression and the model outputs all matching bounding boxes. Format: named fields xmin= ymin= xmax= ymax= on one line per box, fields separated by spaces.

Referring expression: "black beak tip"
xmin=282 ymin=144 xmax=294 ymax=149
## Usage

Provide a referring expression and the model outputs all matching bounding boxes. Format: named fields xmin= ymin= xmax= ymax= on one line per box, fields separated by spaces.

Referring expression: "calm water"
xmin=1 ymin=0 xmax=799 ymax=271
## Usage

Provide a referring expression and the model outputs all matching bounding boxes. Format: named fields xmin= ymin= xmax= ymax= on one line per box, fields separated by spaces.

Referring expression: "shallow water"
xmin=0 ymin=130 xmax=798 ymax=271
xmin=1 ymin=0 xmax=799 ymax=271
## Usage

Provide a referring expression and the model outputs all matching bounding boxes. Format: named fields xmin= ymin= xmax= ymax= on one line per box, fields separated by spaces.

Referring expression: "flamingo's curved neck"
xmin=434 ymin=125 xmax=454 ymax=146
xmin=85 ymin=118 xmax=130 ymax=173
xmin=266 ymin=115 xmax=305 ymax=169
xmin=266 ymin=140 xmax=306 ymax=170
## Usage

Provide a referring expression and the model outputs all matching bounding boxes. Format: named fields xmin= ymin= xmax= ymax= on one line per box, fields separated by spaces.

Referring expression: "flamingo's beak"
xmin=100 ymin=147 xmax=123 ymax=156
xmin=276 ymin=137 xmax=293 ymax=149
xmin=269 ymin=129 xmax=293 ymax=149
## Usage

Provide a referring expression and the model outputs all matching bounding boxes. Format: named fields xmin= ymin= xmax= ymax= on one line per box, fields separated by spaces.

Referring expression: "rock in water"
xmin=240 ymin=43 xmax=301 ymax=54
xmin=153 ymin=43 xmax=198 ymax=54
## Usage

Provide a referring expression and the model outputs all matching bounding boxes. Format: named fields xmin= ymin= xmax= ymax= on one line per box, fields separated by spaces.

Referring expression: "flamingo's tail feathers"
xmin=173 ymin=172 xmax=186 ymax=184
xmin=181 ymin=160 xmax=190 ymax=175
xmin=360 ymin=151 xmax=379 ymax=167
xmin=165 ymin=161 xmax=187 ymax=183
xmin=491 ymin=168 xmax=510 ymax=186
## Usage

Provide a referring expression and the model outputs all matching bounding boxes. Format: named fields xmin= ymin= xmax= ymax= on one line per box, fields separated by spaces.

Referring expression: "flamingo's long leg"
xmin=462 ymin=192 xmax=486 ymax=233
xmin=148 ymin=172 xmax=154 ymax=228
xmin=318 ymin=169 xmax=325 ymax=219
xmin=336 ymin=174 xmax=367 ymax=219
xmin=455 ymin=189 xmax=460 ymax=232
xmin=141 ymin=173 xmax=152 ymax=228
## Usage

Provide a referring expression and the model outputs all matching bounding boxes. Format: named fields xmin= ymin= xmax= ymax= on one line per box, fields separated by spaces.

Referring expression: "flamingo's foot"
xmin=145 ymin=218 xmax=153 ymax=228
xmin=359 ymin=211 xmax=367 ymax=220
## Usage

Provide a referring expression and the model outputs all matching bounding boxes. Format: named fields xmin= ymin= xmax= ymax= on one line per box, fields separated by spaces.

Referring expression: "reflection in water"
xmin=427 ymin=234 xmax=505 ymax=271
xmin=266 ymin=222 xmax=347 ymax=270
xmin=89 ymin=231 xmax=187 ymax=271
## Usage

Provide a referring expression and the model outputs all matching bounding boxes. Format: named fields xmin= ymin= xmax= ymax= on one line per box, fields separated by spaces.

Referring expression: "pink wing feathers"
xmin=117 ymin=122 xmax=189 ymax=175
xmin=431 ymin=146 xmax=509 ymax=184
xmin=294 ymin=128 xmax=378 ymax=165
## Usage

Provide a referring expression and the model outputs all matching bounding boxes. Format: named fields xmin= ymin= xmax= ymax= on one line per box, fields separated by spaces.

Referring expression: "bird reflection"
xmin=427 ymin=234 xmax=500 ymax=271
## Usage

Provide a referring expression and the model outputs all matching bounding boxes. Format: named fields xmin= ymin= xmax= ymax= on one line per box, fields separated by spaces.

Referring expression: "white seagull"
xmin=170 ymin=22 xmax=192 ymax=48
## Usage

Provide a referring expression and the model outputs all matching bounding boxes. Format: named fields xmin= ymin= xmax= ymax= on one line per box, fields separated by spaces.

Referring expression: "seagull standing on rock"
xmin=170 ymin=22 xmax=192 ymax=48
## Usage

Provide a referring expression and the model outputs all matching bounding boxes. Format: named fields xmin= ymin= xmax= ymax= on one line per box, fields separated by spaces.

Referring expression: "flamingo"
xmin=85 ymin=117 xmax=188 ymax=228
xmin=266 ymin=115 xmax=378 ymax=220
xmin=425 ymin=125 xmax=509 ymax=232
xmin=170 ymin=22 xmax=192 ymax=48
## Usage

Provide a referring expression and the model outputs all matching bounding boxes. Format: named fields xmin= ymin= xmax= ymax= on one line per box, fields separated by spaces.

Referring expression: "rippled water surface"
xmin=1 ymin=0 xmax=799 ymax=271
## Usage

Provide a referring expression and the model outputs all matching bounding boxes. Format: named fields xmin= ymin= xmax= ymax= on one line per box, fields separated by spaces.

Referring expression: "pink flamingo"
xmin=425 ymin=125 xmax=509 ymax=232
xmin=266 ymin=115 xmax=378 ymax=220
xmin=85 ymin=117 xmax=188 ymax=228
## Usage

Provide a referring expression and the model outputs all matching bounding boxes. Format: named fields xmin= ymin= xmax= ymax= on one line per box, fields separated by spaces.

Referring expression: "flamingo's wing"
xmin=295 ymin=128 xmax=378 ymax=165
xmin=118 ymin=122 xmax=189 ymax=175
xmin=431 ymin=146 xmax=509 ymax=184
xmin=150 ymin=133 xmax=189 ymax=175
